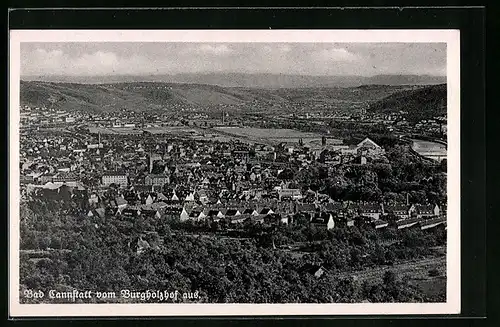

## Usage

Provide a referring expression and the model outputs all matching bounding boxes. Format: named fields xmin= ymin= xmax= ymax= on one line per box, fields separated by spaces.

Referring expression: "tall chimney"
xmin=149 ymin=151 xmax=153 ymax=174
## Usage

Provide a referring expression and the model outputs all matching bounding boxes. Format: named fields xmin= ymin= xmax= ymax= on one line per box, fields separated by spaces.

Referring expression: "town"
xmin=18 ymin=85 xmax=448 ymax=304
xmin=20 ymin=102 xmax=447 ymax=231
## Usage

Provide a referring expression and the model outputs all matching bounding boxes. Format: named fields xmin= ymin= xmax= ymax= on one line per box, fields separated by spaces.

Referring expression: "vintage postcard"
xmin=9 ymin=29 xmax=460 ymax=317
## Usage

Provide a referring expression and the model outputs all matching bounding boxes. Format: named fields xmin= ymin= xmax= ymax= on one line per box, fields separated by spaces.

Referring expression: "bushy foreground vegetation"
xmin=20 ymin=203 xmax=446 ymax=304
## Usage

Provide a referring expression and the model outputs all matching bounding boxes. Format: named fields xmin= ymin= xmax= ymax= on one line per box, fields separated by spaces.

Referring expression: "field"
xmin=411 ymin=139 xmax=447 ymax=154
xmin=214 ymin=127 xmax=342 ymax=144
xmin=411 ymin=139 xmax=447 ymax=162
xmin=88 ymin=126 xmax=200 ymax=136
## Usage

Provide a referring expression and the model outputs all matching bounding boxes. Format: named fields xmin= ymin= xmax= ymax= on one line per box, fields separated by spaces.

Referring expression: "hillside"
xmin=19 ymin=81 xmax=259 ymax=113
xmin=19 ymin=80 xmax=440 ymax=114
xmin=21 ymin=73 xmax=446 ymax=88
xmin=367 ymin=84 xmax=447 ymax=122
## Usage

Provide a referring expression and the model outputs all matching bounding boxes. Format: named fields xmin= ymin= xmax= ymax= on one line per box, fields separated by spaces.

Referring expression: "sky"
xmin=20 ymin=42 xmax=446 ymax=77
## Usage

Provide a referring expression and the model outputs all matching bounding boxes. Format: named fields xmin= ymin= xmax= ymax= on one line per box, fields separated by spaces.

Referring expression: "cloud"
xmin=314 ymin=47 xmax=360 ymax=62
xmin=20 ymin=43 xmax=446 ymax=77
xmin=76 ymin=51 xmax=119 ymax=67
xmin=196 ymin=44 xmax=233 ymax=55
xmin=22 ymin=48 xmax=164 ymax=76
xmin=279 ymin=45 xmax=292 ymax=52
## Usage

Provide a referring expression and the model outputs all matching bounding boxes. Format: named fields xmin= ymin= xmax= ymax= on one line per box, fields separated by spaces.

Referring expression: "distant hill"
xmin=21 ymin=73 xmax=446 ymax=88
xmin=19 ymin=80 xmax=444 ymax=115
xmin=19 ymin=81 xmax=259 ymax=113
xmin=367 ymin=84 xmax=447 ymax=121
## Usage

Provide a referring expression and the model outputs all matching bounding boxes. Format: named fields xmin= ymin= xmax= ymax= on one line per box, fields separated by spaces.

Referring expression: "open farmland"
xmin=88 ymin=127 xmax=142 ymax=135
xmin=214 ymin=127 xmax=342 ymax=144
xmin=88 ymin=126 xmax=200 ymax=136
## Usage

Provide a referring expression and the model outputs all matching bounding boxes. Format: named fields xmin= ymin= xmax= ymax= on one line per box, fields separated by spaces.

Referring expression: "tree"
xmin=383 ymin=270 xmax=396 ymax=286
xmin=278 ymin=168 xmax=295 ymax=180
xmin=440 ymin=159 xmax=447 ymax=172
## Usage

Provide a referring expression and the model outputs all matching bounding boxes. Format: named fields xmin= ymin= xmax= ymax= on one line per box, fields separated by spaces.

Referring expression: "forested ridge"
xmin=368 ymin=84 xmax=446 ymax=122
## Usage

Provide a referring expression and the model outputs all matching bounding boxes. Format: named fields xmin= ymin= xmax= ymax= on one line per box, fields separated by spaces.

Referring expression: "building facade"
xmin=145 ymin=174 xmax=170 ymax=186
xmin=102 ymin=172 xmax=128 ymax=187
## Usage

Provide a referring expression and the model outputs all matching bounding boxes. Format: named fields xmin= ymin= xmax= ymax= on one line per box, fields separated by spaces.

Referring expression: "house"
xmin=372 ymin=219 xmax=389 ymax=229
xmin=299 ymin=264 xmax=328 ymax=279
xmin=140 ymin=203 xmax=164 ymax=217
xmin=278 ymin=188 xmax=302 ymax=200
xmin=319 ymin=149 xmax=341 ymax=165
xmin=189 ymin=209 xmax=206 ymax=220
xmin=259 ymin=208 xmax=274 ymax=216
xmin=105 ymin=207 xmax=119 ymax=216
xmin=113 ymin=197 xmax=128 ymax=209
xmin=122 ymin=207 xmax=141 ymax=218
xmin=225 ymin=209 xmax=241 ymax=217
xmin=356 ymin=203 xmax=384 ymax=220
xmin=185 ymin=192 xmax=196 ymax=202
xmin=88 ymin=193 xmax=100 ymax=205
xmin=323 ymin=202 xmax=346 ymax=216
xmin=39 ymin=173 xmax=57 ymax=184
xmin=280 ymin=215 xmax=290 ymax=225
xmin=384 ymin=204 xmax=412 ymax=220
xmin=395 ymin=217 xmax=421 ymax=230
xmin=228 ymin=214 xmax=250 ymax=224
xmin=145 ymin=174 xmax=170 ymax=186
xmin=195 ymin=190 xmax=209 ymax=205
xmin=412 ymin=204 xmax=440 ymax=218
xmin=419 ymin=217 xmax=446 ymax=230
xmin=179 ymin=207 xmax=191 ymax=221
xmin=123 ymin=191 xmax=140 ymax=204
xmin=232 ymin=150 xmax=250 ymax=162
xmin=156 ymin=193 xmax=168 ymax=201
xmin=276 ymin=202 xmax=295 ymax=215
xmin=87 ymin=208 xmax=105 ymax=219
xmin=251 ymin=215 xmax=265 ymax=224
xmin=145 ymin=194 xmax=155 ymax=205
xmin=242 ymin=208 xmax=259 ymax=216
xmin=163 ymin=206 xmax=182 ymax=218
xmin=171 ymin=192 xmax=180 ymax=201
xmin=102 ymin=171 xmax=128 ymax=187
xmin=263 ymin=213 xmax=282 ymax=225
xmin=207 ymin=209 xmax=225 ymax=219
xmin=440 ymin=204 xmax=447 ymax=216
xmin=310 ymin=212 xmax=335 ymax=230
xmin=141 ymin=207 xmax=162 ymax=219
xmin=129 ymin=236 xmax=150 ymax=255
xmin=150 ymin=201 xmax=168 ymax=211
xmin=356 ymin=137 xmax=385 ymax=156
xmin=296 ymin=203 xmax=316 ymax=215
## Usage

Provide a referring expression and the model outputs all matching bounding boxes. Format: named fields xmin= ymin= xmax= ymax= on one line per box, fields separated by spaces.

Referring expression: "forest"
xmin=367 ymin=84 xmax=446 ymax=122
xmin=19 ymin=199 xmax=446 ymax=304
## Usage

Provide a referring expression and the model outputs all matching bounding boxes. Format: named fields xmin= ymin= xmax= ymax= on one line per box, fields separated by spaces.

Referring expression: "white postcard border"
xmin=9 ymin=29 xmax=460 ymax=317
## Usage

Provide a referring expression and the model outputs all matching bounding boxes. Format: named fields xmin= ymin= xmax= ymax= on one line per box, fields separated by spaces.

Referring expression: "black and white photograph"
xmin=9 ymin=29 xmax=460 ymax=317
